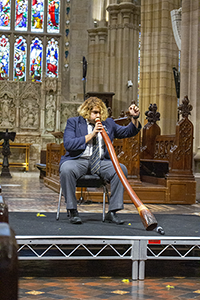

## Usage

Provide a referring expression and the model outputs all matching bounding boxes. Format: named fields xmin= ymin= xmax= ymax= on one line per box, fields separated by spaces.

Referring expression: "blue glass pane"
xmin=15 ymin=0 xmax=28 ymax=31
xmin=0 ymin=0 xmax=11 ymax=30
xmin=47 ymin=0 xmax=60 ymax=33
xmin=31 ymin=0 xmax=44 ymax=32
xmin=30 ymin=38 xmax=43 ymax=82
xmin=0 ymin=35 xmax=9 ymax=79
xmin=46 ymin=38 xmax=58 ymax=78
xmin=14 ymin=36 xmax=27 ymax=81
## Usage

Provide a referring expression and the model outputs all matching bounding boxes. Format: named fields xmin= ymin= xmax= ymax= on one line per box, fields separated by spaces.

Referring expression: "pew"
xmin=35 ymin=150 xmax=47 ymax=179
xmin=140 ymin=97 xmax=196 ymax=204
xmin=44 ymin=96 xmax=196 ymax=204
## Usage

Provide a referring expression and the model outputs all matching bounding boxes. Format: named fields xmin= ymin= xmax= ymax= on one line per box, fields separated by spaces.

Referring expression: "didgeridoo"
xmin=96 ymin=117 xmax=158 ymax=231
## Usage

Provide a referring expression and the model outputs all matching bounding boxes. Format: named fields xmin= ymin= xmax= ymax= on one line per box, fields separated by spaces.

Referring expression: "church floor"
xmin=1 ymin=171 xmax=200 ymax=300
xmin=18 ymin=275 xmax=200 ymax=300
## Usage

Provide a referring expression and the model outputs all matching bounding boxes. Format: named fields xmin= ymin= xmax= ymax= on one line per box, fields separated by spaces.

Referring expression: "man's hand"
xmin=85 ymin=121 xmax=103 ymax=143
xmin=129 ymin=104 xmax=140 ymax=127
xmin=93 ymin=121 xmax=103 ymax=136
xmin=129 ymin=104 xmax=140 ymax=118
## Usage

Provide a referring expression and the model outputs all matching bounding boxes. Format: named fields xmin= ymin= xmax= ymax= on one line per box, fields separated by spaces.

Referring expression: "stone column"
xmin=98 ymin=28 xmax=108 ymax=92
xmin=107 ymin=2 xmax=140 ymax=117
xmin=180 ymin=0 xmax=200 ymax=174
xmin=107 ymin=4 xmax=119 ymax=110
xmin=139 ymin=0 xmax=180 ymax=134
xmin=87 ymin=30 xmax=96 ymax=91
xmin=87 ymin=27 xmax=108 ymax=93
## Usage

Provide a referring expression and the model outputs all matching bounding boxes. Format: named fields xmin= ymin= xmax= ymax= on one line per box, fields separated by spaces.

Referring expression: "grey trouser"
xmin=60 ymin=159 xmax=128 ymax=211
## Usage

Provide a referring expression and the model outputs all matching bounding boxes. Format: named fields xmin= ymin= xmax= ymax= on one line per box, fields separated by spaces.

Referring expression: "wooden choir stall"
xmin=44 ymin=96 xmax=196 ymax=205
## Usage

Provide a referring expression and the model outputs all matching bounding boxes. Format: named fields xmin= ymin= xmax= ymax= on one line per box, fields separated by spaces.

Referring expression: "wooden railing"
xmin=0 ymin=142 xmax=31 ymax=171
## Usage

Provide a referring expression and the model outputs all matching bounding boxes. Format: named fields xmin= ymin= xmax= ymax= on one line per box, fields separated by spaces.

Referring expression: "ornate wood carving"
xmin=154 ymin=135 xmax=175 ymax=161
xmin=117 ymin=134 xmax=141 ymax=179
xmin=145 ymin=103 xmax=160 ymax=124
xmin=141 ymin=103 xmax=161 ymax=159
xmin=178 ymin=95 xmax=192 ymax=118
xmin=167 ymin=96 xmax=194 ymax=177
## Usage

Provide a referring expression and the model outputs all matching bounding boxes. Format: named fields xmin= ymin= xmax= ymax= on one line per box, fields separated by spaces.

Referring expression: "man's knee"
xmin=60 ymin=162 xmax=74 ymax=177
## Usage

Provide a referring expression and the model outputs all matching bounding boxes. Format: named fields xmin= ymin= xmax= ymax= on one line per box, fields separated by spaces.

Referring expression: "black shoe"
xmin=105 ymin=211 xmax=124 ymax=225
xmin=69 ymin=209 xmax=82 ymax=224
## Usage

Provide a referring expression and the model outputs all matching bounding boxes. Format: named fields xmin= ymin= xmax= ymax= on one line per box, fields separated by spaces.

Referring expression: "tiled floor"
xmin=18 ymin=276 xmax=200 ymax=300
xmin=1 ymin=171 xmax=200 ymax=300
xmin=1 ymin=172 xmax=200 ymax=216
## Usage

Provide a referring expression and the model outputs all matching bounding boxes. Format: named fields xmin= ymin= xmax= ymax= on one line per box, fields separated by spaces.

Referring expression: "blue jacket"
xmin=60 ymin=116 xmax=141 ymax=167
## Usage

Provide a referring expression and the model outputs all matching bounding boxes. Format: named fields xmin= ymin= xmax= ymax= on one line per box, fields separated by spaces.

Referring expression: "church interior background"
xmin=0 ymin=0 xmax=199 ymax=195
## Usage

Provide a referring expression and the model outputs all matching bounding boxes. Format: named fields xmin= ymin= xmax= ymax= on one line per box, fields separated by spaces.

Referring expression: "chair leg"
xmin=102 ymin=185 xmax=110 ymax=222
xmin=102 ymin=186 xmax=106 ymax=222
xmin=105 ymin=185 xmax=110 ymax=203
xmin=56 ymin=186 xmax=62 ymax=220
xmin=78 ymin=188 xmax=84 ymax=204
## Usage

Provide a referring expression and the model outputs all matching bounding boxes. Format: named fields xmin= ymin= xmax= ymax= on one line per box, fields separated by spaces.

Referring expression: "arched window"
xmin=0 ymin=35 xmax=10 ymax=80
xmin=0 ymin=0 xmax=62 ymax=82
xmin=15 ymin=0 xmax=28 ymax=31
xmin=0 ymin=1 xmax=11 ymax=30
xmin=30 ymin=37 xmax=43 ymax=82
xmin=46 ymin=38 xmax=58 ymax=78
xmin=31 ymin=0 xmax=44 ymax=32
xmin=14 ymin=36 xmax=27 ymax=81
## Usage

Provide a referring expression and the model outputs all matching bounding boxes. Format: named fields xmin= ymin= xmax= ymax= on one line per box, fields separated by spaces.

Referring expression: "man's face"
xmin=88 ymin=106 xmax=101 ymax=124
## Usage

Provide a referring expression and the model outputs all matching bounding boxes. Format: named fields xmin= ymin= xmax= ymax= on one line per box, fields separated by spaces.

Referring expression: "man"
xmin=60 ymin=97 xmax=141 ymax=225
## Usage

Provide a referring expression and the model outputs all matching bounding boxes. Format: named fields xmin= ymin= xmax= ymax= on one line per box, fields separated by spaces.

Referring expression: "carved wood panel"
xmin=154 ymin=135 xmax=175 ymax=161
xmin=169 ymin=117 xmax=194 ymax=175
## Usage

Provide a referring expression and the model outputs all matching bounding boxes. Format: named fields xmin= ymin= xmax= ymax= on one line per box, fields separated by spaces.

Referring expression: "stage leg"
xmin=139 ymin=260 xmax=145 ymax=280
xmin=132 ymin=260 xmax=138 ymax=280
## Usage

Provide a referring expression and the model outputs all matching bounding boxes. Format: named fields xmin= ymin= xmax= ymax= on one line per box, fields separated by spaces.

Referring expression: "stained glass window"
xmin=46 ymin=38 xmax=58 ymax=78
xmin=47 ymin=0 xmax=60 ymax=33
xmin=31 ymin=0 xmax=44 ymax=32
xmin=0 ymin=0 xmax=11 ymax=30
xmin=30 ymin=38 xmax=43 ymax=82
xmin=15 ymin=0 xmax=28 ymax=31
xmin=0 ymin=35 xmax=9 ymax=79
xmin=14 ymin=36 xmax=27 ymax=81
xmin=0 ymin=1 xmax=62 ymax=81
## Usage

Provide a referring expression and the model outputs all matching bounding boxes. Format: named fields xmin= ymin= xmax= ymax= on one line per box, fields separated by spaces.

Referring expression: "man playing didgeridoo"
xmin=60 ymin=97 xmax=141 ymax=224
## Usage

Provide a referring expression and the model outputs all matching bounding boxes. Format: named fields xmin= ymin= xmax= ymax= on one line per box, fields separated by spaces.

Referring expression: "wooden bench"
xmin=139 ymin=97 xmax=196 ymax=203
xmin=35 ymin=150 xmax=47 ymax=179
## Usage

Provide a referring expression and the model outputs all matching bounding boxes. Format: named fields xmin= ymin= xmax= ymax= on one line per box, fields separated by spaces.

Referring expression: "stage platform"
xmin=9 ymin=212 xmax=200 ymax=237
xmin=9 ymin=212 xmax=200 ymax=280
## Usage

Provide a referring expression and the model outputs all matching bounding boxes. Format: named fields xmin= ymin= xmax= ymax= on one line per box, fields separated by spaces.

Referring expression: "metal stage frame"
xmin=16 ymin=235 xmax=200 ymax=280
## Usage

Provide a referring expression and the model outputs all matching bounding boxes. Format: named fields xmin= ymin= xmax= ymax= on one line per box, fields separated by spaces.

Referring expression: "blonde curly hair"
xmin=77 ymin=97 xmax=109 ymax=121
